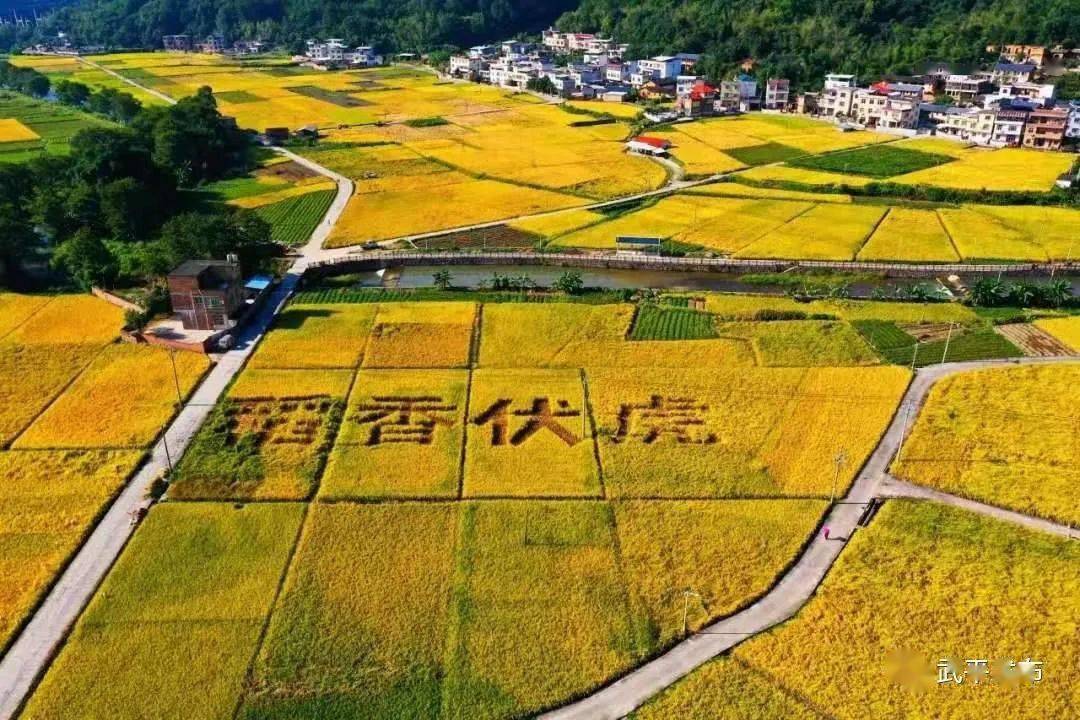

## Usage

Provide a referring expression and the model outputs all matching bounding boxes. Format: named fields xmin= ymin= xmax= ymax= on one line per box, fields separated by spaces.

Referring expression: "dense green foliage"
xmin=0 ymin=68 xmax=266 ymax=289
xmin=21 ymin=0 xmax=577 ymax=53
xmin=787 ymin=146 xmax=954 ymax=178
xmin=557 ymin=0 xmax=1080 ymax=86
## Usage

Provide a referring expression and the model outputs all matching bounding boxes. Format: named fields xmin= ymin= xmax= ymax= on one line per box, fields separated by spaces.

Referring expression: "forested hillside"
xmin=557 ymin=0 xmax=1080 ymax=84
xmin=17 ymin=0 xmax=576 ymax=53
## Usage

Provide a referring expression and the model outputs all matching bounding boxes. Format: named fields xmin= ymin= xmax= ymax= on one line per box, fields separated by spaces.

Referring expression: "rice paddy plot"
xmin=0 ymin=450 xmax=141 ymax=651
xmin=893 ymin=364 xmax=1080 ymax=526
xmin=443 ymin=501 xmax=641 ymax=720
xmin=13 ymin=344 xmax=208 ymax=450
xmin=717 ymin=320 xmax=880 ymax=366
xmin=857 ymin=208 xmax=960 ymax=262
xmin=362 ymin=301 xmax=476 ymax=368
xmin=938 ymin=207 xmax=1047 ymax=261
xmin=250 ymin=303 xmax=377 ymax=370
xmin=893 ymin=147 xmax=1074 ymax=192
xmin=714 ymin=501 xmax=1080 ymax=720
xmin=0 ymin=92 xmax=113 ymax=162
xmin=477 ymin=303 xmax=753 ymax=369
xmin=169 ymin=369 xmax=352 ymax=500
xmin=736 ymin=203 xmax=886 ymax=260
xmin=629 ymin=305 xmax=717 ymax=340
xmin=588 ymin=366 xmax=908 ymax=498
xmin=615 ymin=500 xmax=826 ymax=651
xmin=464 ymin=369 xmax=600 ymax=497
xmin=241 ymin=503 xmax=458 ymax=720
xmin=21 ymin=503 xmax=304 ymax=720
xmin=321 ymin=369 xmax=468 ymax=499
xmin=1034 ymin=317 xmax=1080 ymax=353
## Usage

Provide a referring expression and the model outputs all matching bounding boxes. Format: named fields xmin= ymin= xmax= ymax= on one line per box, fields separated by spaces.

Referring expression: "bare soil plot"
xmin=993 ymin=323 xmax=1076 ymax=357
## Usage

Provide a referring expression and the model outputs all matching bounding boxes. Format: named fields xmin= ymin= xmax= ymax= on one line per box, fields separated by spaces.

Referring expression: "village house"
xmin=929 ymin=106 xmax=997 ymax=145
xmin=676 ymin=80 xmax=718 ymax=117
xmin=162 ymin=34 xmax=191 ymax=52
xmin=167 ymin=260 xmax=245 ymax=333
xmin=764 ymin=78 xmax=790 ymax=110
xmin=820 ymin=74 xmax=858 ymax=117
xmin=199 ymin=35 xmax=227 ymax=54
xmin=944 ymin=74 xmax=991 ymax=104
xmin=994 ymin=44 xmax=1048 ymax=67
xmin=992 ymin=108 xmax=1029 ymax=146
xmin=992 ymin=62 xmax=1037 ymax=85
xmin=625 ymin=136 xmax=671 ymax=156
xmin=1022 ymin=106 xmax=1069 ymax=150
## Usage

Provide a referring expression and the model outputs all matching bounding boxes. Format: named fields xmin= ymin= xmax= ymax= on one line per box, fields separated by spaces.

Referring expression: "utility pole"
xmin=941 ymin=322 xmax=954 ymax=365
xmin=681 ymin=589 xmax=701 ymax=637
xmin=831 ymin=449 xmax=847 ymax=503
xmin=168 ymin=349 xmax=184 ymax=408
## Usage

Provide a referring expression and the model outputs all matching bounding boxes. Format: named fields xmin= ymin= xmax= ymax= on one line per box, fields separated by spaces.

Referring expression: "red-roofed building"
xmin=676 ymin=80 xmax=719 ymax=117
xmin=625 ymin=136 xmax=672 ymax=156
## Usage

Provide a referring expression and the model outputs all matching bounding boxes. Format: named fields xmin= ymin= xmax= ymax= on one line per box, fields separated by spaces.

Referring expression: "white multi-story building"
xmin=764 ymin=78 xmax=790 ymax=109
xmin=307 ymin=38 xmax=346 ymax=62
xmin=348 ymin=46 xmax=382 ymax=67
xmin=606 ymin=61 xmax=633 ymax=83
xmin=944 ymin=74 xmax=990 ymax=104
xmin=449 ymin=55 xmax=482 ymax=79
xmin=637 ymin=56 xmax=683 ymax=81
xmin=824 ymin=73 xmax=857 ymax=91
xmin=985 ymin=82 xmax=1057 ymax=107
xmin=992 ymin=62 xmax=1036 ymax=85
xmin=852 ymin=90 xmax=918 ymax=129
xmin=676 ymin=75 xmax=699 ymax=96
xmin=930 ymin=107 xmax=997 ymax=145
xmin=821 ymin=85 xmax=857 ymax=117
xmin=992 ymin=109 xmax=1028 ymax=146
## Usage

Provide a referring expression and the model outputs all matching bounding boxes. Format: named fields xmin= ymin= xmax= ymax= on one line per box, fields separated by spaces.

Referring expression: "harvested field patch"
xmin=285 ymin=84 xmax=372 ymax=107
xmin=414 ymin=225 xmax=538 ymax=251
xmin=994 ymin=323 xmax=1075 ymax=357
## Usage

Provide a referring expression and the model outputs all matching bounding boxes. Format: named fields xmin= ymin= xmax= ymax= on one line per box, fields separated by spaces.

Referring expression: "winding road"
xmin=540 ymin=356 xmax=1079 ymax=720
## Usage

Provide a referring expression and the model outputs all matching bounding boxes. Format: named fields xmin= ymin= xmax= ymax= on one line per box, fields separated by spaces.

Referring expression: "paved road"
xmin=0 ymin=62 xmax=356 ymax=720
xmin=879 ymin=476 xmax=1078 ymax=539
xmin=540 ymin=356 xmax=1079 ymax=720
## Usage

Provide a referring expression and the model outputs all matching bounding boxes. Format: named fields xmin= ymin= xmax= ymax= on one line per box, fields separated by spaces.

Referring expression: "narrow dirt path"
xmin=540 ymin=356 xmax=1079 ymax=720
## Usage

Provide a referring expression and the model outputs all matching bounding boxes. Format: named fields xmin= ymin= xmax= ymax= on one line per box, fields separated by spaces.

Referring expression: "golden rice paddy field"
xmin=23 ymin=293 xmax=1079 ymax=719
xmin=545 ymin=190 xmax=1080 ymax=261
xmin=1034 ymin=316 xmax=1080 ymax=352
xmin=0 ymin=292 xmax=206 ymax=653
xmin=636 ymin=500 xmax=1080 ymax=720
xmin=0 ymin=118 xmax=39 ymax=142
xmin=893 ymin=363 xmax=1080 ymax=526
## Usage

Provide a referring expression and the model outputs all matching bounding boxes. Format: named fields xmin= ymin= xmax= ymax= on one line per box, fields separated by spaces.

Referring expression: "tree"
xmin=527 ymin=76 xmax=558 ymax=95
xmin=157 ymin=209 xmax=271 ymax=271
xmin=552 ymin=270 xmax=584 ymax=294
xmin=0 ymin=201 xmax=37 ymax=287
xmin=432 ymin=269 xmax=453 ymax=290
xmin=52 ymin=229 xmax=118 ymax=289
xmin=54 ymin=79 xmax=91 ymax=107
xmin=968 ymin=277 xmax=1008 ymax=307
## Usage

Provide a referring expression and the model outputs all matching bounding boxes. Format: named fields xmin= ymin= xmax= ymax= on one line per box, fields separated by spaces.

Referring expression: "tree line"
xmin=3 ymin=0 xmax=577 ymax=54
xmin=0 ymin=61 xmax=270 ymax=290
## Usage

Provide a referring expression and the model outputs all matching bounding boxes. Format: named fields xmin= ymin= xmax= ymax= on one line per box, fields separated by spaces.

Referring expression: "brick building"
xmin=167 ymin=260 xmax=244 ymax=332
